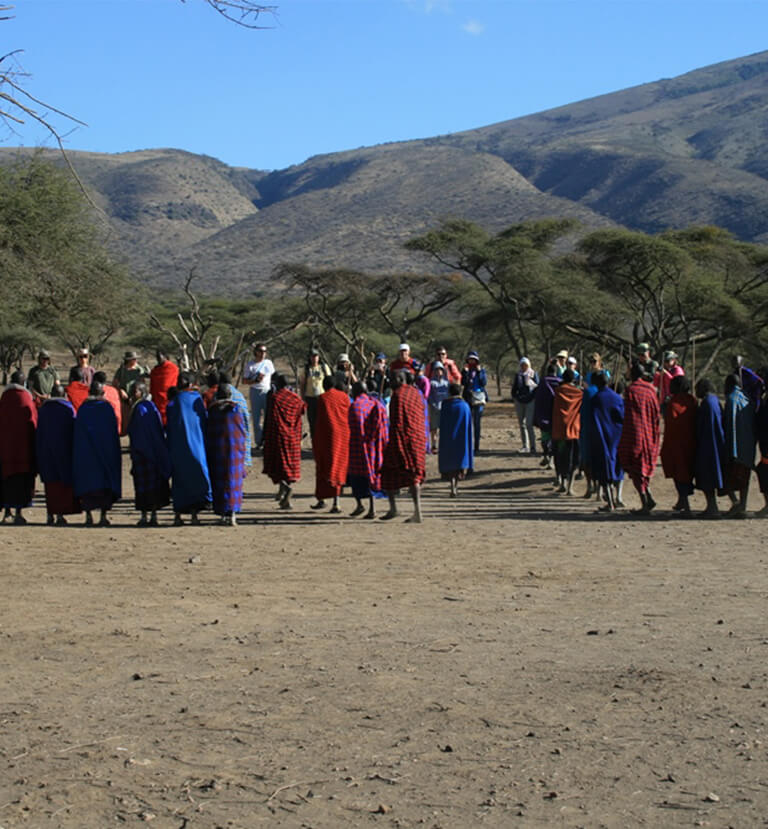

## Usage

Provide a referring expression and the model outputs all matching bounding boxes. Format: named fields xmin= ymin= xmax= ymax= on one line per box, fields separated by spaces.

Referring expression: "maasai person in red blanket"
xmin=348 ymin=380 xmax=389 ymax=519
xmin=551 ymin=368 xmax=582 ymax=495
xmin=37 ymin=384 xmax=80 ymax=525
xmin=65 ymin=366 xmax=90 ymax=411
xmin=149 ymin=349 xmax=179 ymax=425
xmin=0 ymin=370 xmax=37 ymax=525
xmin=618 ymin=363 xmax=661 ymax=515
xmin=660 ymin=374 xmax=697 ymax=516
xmin=381 ymin=371 xmax=427 ymax=523
xmin=311 ymin=374 xmax=350 ymax=513
xmin=263 ymin=374 xmax=306 ymax=510
xmin=206 ymin=383 xmax=248 ymax=526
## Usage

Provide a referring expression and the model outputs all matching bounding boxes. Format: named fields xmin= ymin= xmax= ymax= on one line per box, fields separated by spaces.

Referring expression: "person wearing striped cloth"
xmin=262 ymin=374 xmax=306 ymax=510
xmin=348 ymin=380 xmax=389 ymax=519
xmin=618 ymin=362 xmax=661 ymax=516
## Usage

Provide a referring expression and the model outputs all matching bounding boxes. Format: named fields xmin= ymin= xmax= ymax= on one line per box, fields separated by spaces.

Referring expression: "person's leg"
xmin=405 ymin=484 xmax=423 ymax=523
xmin=330 ymin=494 xmax=341 ymax=514
xmin=702 ymin=490 xmax=719 ymax=517
xmin=350 ymin=497 xmax=365 ymax=517
xmin=524 ymin=402 xmax=537 ymax=454
xmin=364 ymin=495 xmax=376 ymax=519
xmin=13 ymin=508 xmax=25 ymax=526
xmin=149 ymin=510 xmax=158 ymax=526
xmin=381 ymin=492 xmax=398 ymax=520
xmin=56 ymin=514 xmax=67 ymax=526
xmin=138 ymin=510 xmax=149 ymax=527
xmin=674 ymin=481 xmax=691 ymax=514
xmin=85 ymin=510 xmax=94 ymax=527
xmin=473 ymin=406 xmax=483 ymax=452
xmin=98 ymin=508 xmax=110 ymax=527
xmin=47 ymin=512 xmax=55 ymax=526
xmin=174 ymin=512 xmax=184 ymax=526
xmin=515 ymin=401 xmax=528 ymax=451
xmin=190 ymin=510 xmax=201 ymax=526
xmin=280 ymin=481 xmax=293 ymax=510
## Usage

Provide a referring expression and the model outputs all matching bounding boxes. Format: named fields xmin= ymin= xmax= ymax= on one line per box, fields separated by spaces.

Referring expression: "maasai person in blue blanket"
xmin=439 ymin=383 xmax=474 ymax=498
xmin=694 ymin=378 xmax=726 ymax=518
xmin=723 ymin=373 xmax=756 ymax=519
xmin=218 ymin=370 xmax=251 ymax=467
xmin=206 ymin=383 xmax=248 ymax=526
xmin=128 ymin=382 xmax=171 ymax=527
xmin=166 ymin=371 xmax=212 ymax=526
xmin=589 ymin=371 xmax=625 ymax=512
xmin=73 ymin=381 xmax=121 ymax=527
xmin=36 ymin=384 xmax=80 ymax=526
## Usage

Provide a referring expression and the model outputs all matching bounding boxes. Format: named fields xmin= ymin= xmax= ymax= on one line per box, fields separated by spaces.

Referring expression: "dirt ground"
xmin=2 ymin=402 xmax=768 ymax=828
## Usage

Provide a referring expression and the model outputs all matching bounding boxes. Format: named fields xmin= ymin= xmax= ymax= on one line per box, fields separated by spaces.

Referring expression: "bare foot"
xmin=404 ymin=514 xmax=423 ymax=524
xmin=380 ymin=510 xmax=398 ymax=521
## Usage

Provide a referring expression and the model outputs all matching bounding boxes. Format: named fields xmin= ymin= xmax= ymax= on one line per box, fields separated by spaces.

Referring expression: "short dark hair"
xmin=561 ymin=368 xmax=575 ymax=384
xmin=696 ymin=378 xmax=714 ymax=398
xmin=10 ymin=370 xmax=25 ymax=386
xmin=669 ymin=375 xmax=690 ymax=395
xmin=593 ymin=371 xmax=608 ymax=390
xmin=93 ymin=370 xmax=107 ymax=384
xmin=177 ymin=371 xmax=192 ymax=390
xmin=69 ymin=366 xmax=84 ymax=383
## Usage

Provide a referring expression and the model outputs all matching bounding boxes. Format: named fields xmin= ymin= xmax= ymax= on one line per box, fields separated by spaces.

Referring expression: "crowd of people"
xmin=1 ymin=340 xmax=765 ymax=526
xmin=516 ymin=344 xmax=768 ymax=518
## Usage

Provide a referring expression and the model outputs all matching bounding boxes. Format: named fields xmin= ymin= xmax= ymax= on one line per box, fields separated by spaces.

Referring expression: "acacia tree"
xmin=405 ymin=217 xmax=579 ymax=360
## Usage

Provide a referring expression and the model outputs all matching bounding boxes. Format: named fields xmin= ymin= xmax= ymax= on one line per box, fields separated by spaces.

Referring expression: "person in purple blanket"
xmin=533 ymin=363 xmax=562 ymax=470
xmin=128 ymin=382 xmax=171 ymax=527
xmin=36 ymin=385 xmax=80 ymax=526
xmin=206 ymin=383 xmax=248 ymax=527
xmin=694 ymin=378 xmax=726 ymax=518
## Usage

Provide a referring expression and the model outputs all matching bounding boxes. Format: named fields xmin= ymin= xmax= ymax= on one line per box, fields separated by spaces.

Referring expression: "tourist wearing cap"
xmin=389 ymin=343 xmax=418 ymax=375
xmin=461 ymin=350 xmax=487 ymax=453
xmin=301 ymin=348 xmax=331 ymax=436
xmin=243 ymin=343 xmax=275 ymax=449
xmin=365 ymin=352 xmax=391 ymax=400
xmin=511 ymin=357 xmax=539 ymax=454
xmin=113 ymin=351 xmax=149 ymax=400
xmin=336 ymin=352 xmax=357 ymax=387
xmin=28 ymin=350 xmax=60 ymax=403
xmin=554 ymin=349 xmax=569 ymax=377
xmin=70 ymin=347 xmax=95 ymax=387
xmin=424 ymin=346 xmax=461 ymax=384
xmin=566 ymin=355 xmax=581 ymax=383
xmin=632 ymin=342 xmax=659 ymax=384
xmin=428 ymin=362 xmax=450 ymax=452
xmin=654 ymin=350 xmax=684 ymax=413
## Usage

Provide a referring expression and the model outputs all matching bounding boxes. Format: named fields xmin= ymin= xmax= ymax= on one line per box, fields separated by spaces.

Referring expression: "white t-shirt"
xmin=244 ymin=358 xmax=274 ymax=392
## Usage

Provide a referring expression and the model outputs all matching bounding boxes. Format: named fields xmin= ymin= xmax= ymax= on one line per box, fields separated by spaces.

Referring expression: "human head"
xmin=132 ymin=381 xmax=149 ymax=401
xmin=351 ymin=380 xmax=366 ymax=398
xmin=332 ymin=372 xmax=348 ymax=392
xmin=432 ymin=360 xmax=445 ymax=377
xmin=398 ymin=343 xmax=410 ymax=359
xmin=590 ymin=352 xmax=602 ymax=370
xmin=322 ymin=375 xmax=335 ymax=392
xmin=89 ymin=380 xmax=105 ymax=398
xmin=567 ymin=356 xmax=577 ymax=370
xmin=216 ymin=383 xmax=233 ymax=401
xmin=10 ymin=369 xmax=25 ymax=386
xmin=177 ymin=371 xmax=193 ymax=391
xmin=593 ymin=371 xmax=608 ymax=390
xmin=308 ymin=348 xmax=320 ymax=365
xmin=630 ymin=362 xmax=645 ymax=382
xmin=466 ymin=350 xmax=479 ymax=366
xmin=635 ymin=343 xmax=651 ymax=361
xmin=555 ymin=349 xmax=568 ymax=365
xmin=206 ymin=371 xmax=219 ymax=388
xmin=561 ymin=368 xmax=575 ymax=385
xmin=38 ymin=349 xmax=50 ymax=368
xmin=273 ymin=373 xmax=288 ymax=390
xmin=337 ymin=353 xmax=350 ymax=368
xmin=218 ymin=370 xmax=233 ymax=385
xmin=519 ymin=357 xmax=531 ymax=371
xmin=724 ymin=373 xmax=741 ymax=395
xmin=669 ymin=374 xmax=690 ymax=395
xmin=435 ymin=345 xmax=448 ymax=360
xmin=391 ymin=370 xmax=407 ymax=391
xmin=412 ymin=359 xmax=423 ymax=375
xmin=69 ymin=366 xmax=84 ymax=384
xmin=77 ymin=347 xmax=89 ymax=363
xmin=253 ymin=343 xmax=267 ymax=358
xmin=695 ymin=378 xmax=714 ymax=398
xmin=448 ymin=382 xmax=462 ymax=397
xmin=663 ymin=350 xmax=678 ymax=366
xmin=156 ymin=349 xmax=168 ymax=365
xmin=123 ymin=350 xmax=138 ymax=367
xmin=375 ymin=352 xmax=386 ymax=366
xmin=93 ymin=370 xmax=107 ymax=384
xmin=50 ymin=383 xmax=66 ymax=399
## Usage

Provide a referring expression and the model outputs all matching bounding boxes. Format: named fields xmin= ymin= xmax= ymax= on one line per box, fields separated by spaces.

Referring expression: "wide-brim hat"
xmin=556 ymin=349 xmax=568 ymax=358
xmin=635 ymin=342 xmax=651 ymax=355
xmin=664 ymin=350 xmax=679 ymax=361
xmin=124 ymin=350 xmax=138 ymax=360
xmin=337 ymin=353 xmax=350 ymax=363
xmin=567 ymin=356 xmax=577 ymax=365
xmin=38 ymin=349 xmax=50 ymax=359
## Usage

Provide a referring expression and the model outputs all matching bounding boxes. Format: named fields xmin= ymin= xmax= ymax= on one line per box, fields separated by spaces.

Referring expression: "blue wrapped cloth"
xmin=579 ymin=383 xmax=598 ymax=472
xmin=590 ymin=386 xmax=624 ymax=485
xmin=166 ymin=390 xmax=212 ymax=513
xmin=438 ymin=396 xmax=473 ymax=475
xmin=724 ymin=387 xmax=756 ymax=467
xmin=73 ymin=399 xmax=122 ymax=500
xmin=695 ymin=393 xmax=725 ymax=492
xmin=36 ymin=398 xmax=76 ymax=485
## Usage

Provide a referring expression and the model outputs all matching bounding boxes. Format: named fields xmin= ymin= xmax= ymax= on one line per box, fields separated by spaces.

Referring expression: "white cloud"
xmin=401 ymin=0 xmax=453 ymax=14
xmin=462 ymin=19 xmax=485 ymax=35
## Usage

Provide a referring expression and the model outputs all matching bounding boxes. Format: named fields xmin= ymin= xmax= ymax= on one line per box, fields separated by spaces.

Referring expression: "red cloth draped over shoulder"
xmin=0 ymin=386 xmax=38 ymax=477
xmin=381 ymin=384 xmax=426 ymax=490
xmin=661 ymin=392 xmax=697 ymax=483
xmin=66 ymin=381 xmax=90 ymax=411
xmin=103 ymin=385 xmax=123 ymax=435
xmin=150 ymin=360 xmax=180 ymax=424
xmin=313 ymin=388 xmax=350 ymax=497
xmin=618 ymin=379 xmax=660 ymax=480
xmin=551 ymin=383 xmax=582 ymax=441
xmin=263 ymin=387 xmax=306 ymax=484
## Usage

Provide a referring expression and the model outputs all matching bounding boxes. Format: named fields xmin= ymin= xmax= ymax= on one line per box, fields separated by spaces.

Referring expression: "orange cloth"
xmin=66 ymin=381 xmax=90 ymax=412
xmin=552 ymin=383 xmax=582 ymax=441
xmin=312 ymin=388 xmax=350 ymax=499
xmin=103 ymin=385 xmax=123 ymax=435
xmin=150 ymin=360 xmax=180 ymax=424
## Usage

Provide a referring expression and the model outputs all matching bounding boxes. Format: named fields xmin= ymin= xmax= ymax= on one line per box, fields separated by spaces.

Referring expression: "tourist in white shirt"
xmin=243 ymin=343 xmax=274 ymax=449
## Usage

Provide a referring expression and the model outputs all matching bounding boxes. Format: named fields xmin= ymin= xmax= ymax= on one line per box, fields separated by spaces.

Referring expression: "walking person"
xmin=427 ymin=361 xmax=450 ymax=453
xmin=243 ymin=343 xmax=274 ymax=450
xmin=511 ymin=357 xmax=538 ymax=454
xmin=438 ymin=383 xmax=473 ymax=497
xmin=551 ymin=368 xmax=582 ymax=494
xmin=348 ymin=380 xmax=389 ymax=518
xmin=207 ymin=383 xmax=248 ymax=526
xmin=461 ymin=350 xmax=487 ymax=453
xmin=311 ymin=374 xmax=350 ymax=513
xmin=263 ymin=373 xmax=306 ymax=510
xmin=589 ymin=371 xmax=625 ymax=511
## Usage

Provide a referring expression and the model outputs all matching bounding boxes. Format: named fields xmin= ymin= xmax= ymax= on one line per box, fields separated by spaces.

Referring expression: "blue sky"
xmin=5 ymin=0 xmax=768 ymax=170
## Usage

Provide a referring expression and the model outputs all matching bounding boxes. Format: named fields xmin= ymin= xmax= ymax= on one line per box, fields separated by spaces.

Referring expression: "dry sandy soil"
xmin=2 ymin=403 xmax=768 ymax=828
